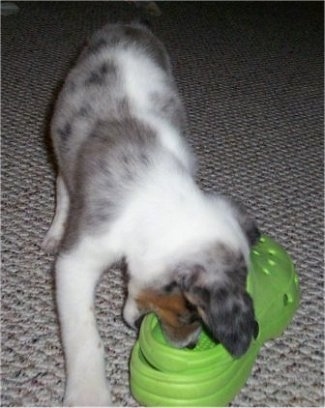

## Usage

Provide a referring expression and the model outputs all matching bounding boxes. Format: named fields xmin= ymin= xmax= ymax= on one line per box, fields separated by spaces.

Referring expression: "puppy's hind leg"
xmin=42 ymin=174 xmax=69 ymax=253
xmin=56 ymin=240 xmax=113 ymax=407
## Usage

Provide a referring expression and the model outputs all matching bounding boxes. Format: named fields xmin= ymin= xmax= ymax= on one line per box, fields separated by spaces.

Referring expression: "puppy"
xmin=43 ymin=22 xmax=260 ymax=406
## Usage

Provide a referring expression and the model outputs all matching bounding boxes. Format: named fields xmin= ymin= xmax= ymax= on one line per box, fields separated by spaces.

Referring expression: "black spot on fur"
xmin=121 ymin=25 xmax=170 ymax=71
xmin=100 ymin=63 xmax=109 ymax=75
xmin=57 ymin=122 xmax=72 ymax=142
xmin=77 ymin=104 xmax=92 ymax=118
xmin=85 ymin=62 xmax=116 ymax=86
xmin=85 ymin=70 xmax=104 ymax=86
xmin=163 ymin=281 xmax=178 ymax=293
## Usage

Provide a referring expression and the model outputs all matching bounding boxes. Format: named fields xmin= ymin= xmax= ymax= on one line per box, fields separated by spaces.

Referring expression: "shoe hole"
xmin=253 ymin=321 xmax=259 ymax=339
xmin=283 ymin=293 xmax=292 ymax=306
xmin=262 ymin=267 xmax=271 ymax=275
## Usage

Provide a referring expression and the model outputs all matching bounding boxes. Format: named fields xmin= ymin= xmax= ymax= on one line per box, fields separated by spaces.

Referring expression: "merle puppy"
xmin=43 ymin=22 xmax=260 ymax=406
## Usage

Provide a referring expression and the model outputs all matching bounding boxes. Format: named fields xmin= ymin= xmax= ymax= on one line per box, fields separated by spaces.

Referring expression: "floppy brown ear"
xmin=227 ymin=198 xmax=261 ymax=247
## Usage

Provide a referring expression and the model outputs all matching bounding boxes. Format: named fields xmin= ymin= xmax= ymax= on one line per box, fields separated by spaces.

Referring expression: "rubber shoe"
xmin=130 ymin=235 xmax=300 ymax=406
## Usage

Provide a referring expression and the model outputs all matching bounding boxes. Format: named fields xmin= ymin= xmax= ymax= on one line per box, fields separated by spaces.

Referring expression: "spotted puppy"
xmin=43 ymin=22 xmax=260 ymax=406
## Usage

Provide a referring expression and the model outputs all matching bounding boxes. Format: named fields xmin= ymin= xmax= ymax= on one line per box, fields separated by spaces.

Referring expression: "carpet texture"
xmin=1 ymin=2 xmax=324 ymax=406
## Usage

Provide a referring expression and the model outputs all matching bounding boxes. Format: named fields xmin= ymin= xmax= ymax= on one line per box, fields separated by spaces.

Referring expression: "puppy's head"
xmin=175 ymin=198 xmax=260 ymax=357
xmin=136 ymin=285 xmax=201 ymax=348
xmin=135 ymin=197 xmax=260 ymax=356
xmin=175 ymin=256 xmax=258 ymax=357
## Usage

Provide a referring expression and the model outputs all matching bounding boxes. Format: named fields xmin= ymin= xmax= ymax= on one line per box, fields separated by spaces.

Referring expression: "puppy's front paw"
xmin=63 ymin=386 xmax=112 ymax=407
xmin=123 ymin=297 xmax=141 ymax=329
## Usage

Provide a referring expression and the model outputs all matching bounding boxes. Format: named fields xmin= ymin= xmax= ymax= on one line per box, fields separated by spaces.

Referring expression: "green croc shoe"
xmin=130 ymin=235 xmax=300 ymax=407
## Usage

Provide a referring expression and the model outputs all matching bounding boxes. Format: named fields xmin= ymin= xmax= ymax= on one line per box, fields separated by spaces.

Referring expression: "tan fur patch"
xmin=136 ymin=289 xmax=200 ymax=345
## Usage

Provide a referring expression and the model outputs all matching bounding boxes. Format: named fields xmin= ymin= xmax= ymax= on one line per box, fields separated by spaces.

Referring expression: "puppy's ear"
xmin=176 ymin=262 xmax=258 ymax=357
xmin=199 ymin=285 xmax=258 ymax=357
xmin=229 ymin=199 xmax=261 ymax=247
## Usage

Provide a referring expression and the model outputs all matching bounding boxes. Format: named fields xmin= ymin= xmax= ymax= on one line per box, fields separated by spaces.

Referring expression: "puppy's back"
xmin=50 ymin=23 xmax=193 ymax=246
xmin=51 ymin=23 xmax=186 ymax=185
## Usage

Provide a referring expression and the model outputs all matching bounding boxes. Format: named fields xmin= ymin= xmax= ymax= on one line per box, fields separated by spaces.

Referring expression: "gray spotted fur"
xmin=51 ymin=22 xmax=186 ymax=249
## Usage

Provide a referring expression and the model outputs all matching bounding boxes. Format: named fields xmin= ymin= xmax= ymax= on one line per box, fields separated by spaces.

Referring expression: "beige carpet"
xmin=2 ymin=2 xmax=324 ymax=406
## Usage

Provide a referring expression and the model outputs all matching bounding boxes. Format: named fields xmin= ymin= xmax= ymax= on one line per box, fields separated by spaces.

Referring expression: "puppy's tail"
xmin=130 ymin=1 xmax=162 ymax=30
xmin=132 ymin=1 xmax=162 ymax=17
xmin=131 ymin=16 xmax=152 ymax=30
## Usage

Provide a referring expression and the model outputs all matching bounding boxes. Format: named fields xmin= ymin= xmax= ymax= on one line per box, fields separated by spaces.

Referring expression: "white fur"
xmin=56 ymin=247 xmax=113 ymax=406
xmin=117 ymin=48 xmax=195 ymax=172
